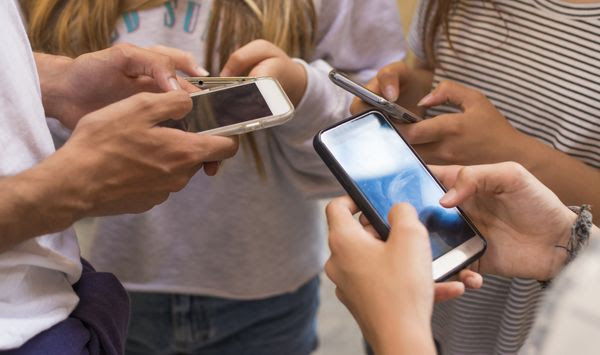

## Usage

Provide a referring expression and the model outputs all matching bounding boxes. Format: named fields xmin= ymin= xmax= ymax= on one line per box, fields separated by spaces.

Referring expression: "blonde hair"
xmin=21 ymin=0 xmax=317 ymax=176
xmin=21 ymin=0 xmax=165 ymax=57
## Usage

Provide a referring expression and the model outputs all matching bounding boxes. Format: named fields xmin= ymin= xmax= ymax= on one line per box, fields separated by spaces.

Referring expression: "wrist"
xmin=0 ymin=146 xmax=92 ymax=251
xmin=543 ymin=208 xmax=578 ymax=280
xmin=372 ymin=319 xmax=435 ymax=355
xmin=35 ymin=144 xmax=96 ymax=220
xmin=368 ymin=310 xmax=435 ymax=355
xmin=35 ymin=52 xmax=74 ymax=120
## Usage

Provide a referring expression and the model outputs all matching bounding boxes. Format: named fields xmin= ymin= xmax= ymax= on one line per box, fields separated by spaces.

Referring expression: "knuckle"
xmin=254 ymin=39 xmax=267 ymax=45
xmin=504 ymin=161 xmax=527 ymax=176
xmin=228 ymin=51 xmax=243 ymax=65
xmin=458 ymin=166 xmax=476 ymax=184
xmin=471 ymin=90 xmax=486 ymax=101
xmin=133 ymin=93 xmax=155 ymax=110
xmin=324 ymin=260 xmax=335 ymax=279
xmin=447 ymin=118 xmax=463 ymax=135
xmin=183 ymin=52 xmax=196 ymax=63
xmin=328 ymin=232 xmax=342 ymax=253
xmin=171 ymin=175 xmax=190 ymax=192
xmin=325 ymin=199 xmax=341 ymax=219
xmin=438 ymin=80 xmax=452 ymax=91
xmin=113 ymin=42 xmax=134 ymax=51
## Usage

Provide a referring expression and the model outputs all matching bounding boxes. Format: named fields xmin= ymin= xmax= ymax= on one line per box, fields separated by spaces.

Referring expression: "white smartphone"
xmin=171 ymin=77 xmax=294 ymax=136
xmin=314 ymin=110 xmax=486 ymax=281
xmin=329 ymin=70 xmax=422 ymax=124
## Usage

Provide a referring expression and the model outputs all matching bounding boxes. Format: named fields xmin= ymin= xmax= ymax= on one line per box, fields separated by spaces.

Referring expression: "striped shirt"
xmin=408 ymin=0 xmax=600 ymax=354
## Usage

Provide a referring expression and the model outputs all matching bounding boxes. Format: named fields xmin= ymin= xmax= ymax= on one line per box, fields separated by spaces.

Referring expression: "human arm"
xmin=0 ymin=90 xmax=238 ymax=253
xmin=400 ymin=81 xmax=600 ymax=224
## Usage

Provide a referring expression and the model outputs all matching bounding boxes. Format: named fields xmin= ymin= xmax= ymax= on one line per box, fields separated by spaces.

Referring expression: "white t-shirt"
xmin=0 ymin=1 xmax=81 ymax=349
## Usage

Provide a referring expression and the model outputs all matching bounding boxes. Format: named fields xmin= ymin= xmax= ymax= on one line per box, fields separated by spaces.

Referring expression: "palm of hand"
xmin=463 ymin=176 xmax=572 ymax=281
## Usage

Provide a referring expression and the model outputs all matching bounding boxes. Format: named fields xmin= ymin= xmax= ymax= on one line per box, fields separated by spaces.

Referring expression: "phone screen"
xmin=180 ymin=83 xmax=273 ymax=132
xmin=321 ymin=112 xmax=476 ymax=259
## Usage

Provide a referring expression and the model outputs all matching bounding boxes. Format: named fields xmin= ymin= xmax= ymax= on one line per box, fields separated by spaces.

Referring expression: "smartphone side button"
xmin=245 ymin=122 xmax=262 ymax=131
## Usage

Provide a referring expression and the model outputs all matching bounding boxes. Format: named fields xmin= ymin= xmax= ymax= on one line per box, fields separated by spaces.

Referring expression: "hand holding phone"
xmin=329 ymin=70 xmax=422 ymax=124
xmin=314 ymin=110 xmax=486 ymax=280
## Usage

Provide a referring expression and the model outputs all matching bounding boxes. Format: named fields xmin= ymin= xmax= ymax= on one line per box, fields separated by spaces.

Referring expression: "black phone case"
xmin=313 ymin=110 xmax=487 ymax=281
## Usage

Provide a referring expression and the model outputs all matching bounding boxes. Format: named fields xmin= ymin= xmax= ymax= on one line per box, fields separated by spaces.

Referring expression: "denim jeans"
xmin=125 ymin=276 xmax=320 ymax=355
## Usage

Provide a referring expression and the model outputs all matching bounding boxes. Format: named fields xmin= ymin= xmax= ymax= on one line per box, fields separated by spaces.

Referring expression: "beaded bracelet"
xmin=559 ymin=205 xmax=593 ymax=264
xmin=539 ymin=205 xmax=593 ymax=289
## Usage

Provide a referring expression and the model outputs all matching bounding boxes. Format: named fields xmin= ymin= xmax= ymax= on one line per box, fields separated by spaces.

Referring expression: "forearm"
xmin=34 ymin=52 xmax=74 ymax=121
xmin=515 ymin=134 xmax=600 ymax=223
xmin=0 ymin=148 xmax=91 ymax=252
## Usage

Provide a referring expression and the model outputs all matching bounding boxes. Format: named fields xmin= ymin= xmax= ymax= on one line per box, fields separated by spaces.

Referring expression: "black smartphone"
xmin=314 ymin=110 xmax=486 ymax=280
xmin=329 ymin=70 xmax=422 ymax=124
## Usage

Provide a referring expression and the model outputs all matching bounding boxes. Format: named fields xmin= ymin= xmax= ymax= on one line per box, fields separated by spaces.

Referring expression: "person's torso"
xmin=0 ymin=1 xmax=81 ymax=349
xmin=423 ymin=0 xmax=600 ymax=168
xmin=89 ymin=0 xmax=406 ymax=299
xmin=90 ymin=129 xmax=326 ymax=299
xmin=409 ymin=1 xmax=600 ymax=353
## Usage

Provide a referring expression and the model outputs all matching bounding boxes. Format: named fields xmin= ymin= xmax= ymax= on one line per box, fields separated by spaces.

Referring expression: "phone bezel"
xmin=187 ymin=77 xmax=294 ymax=136
xmin=328 ymin=70 xmax=422 ymax=124
xmin=313 ymin=110 xmax=486 ymax=281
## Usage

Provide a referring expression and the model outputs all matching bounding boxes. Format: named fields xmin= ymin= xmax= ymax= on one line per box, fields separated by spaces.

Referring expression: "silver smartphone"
xmin=168 ymin=77 xmax=294 ymax=136
xmin=314 ymin=110 xmax=486 ymax=280
xmin=329 ymin=70 xmax=422 ymax=124
xmin=185 ymin=76 xmax=254 ymax=90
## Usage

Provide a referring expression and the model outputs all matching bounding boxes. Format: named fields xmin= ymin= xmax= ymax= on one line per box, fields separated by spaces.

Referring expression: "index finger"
xmin=184 ymin=134 xmax=240 ymax=163
xmin=349 ymin=77 xmax=380 ymax=114
xmin=376 ymin=61 xmax=407 ymax=102
xmin=396 ymin=113 xmax=455 ymax=145
xmin=428 ymin=165 xmax=464 ymax=189
xmin=147 ymin=45 xmax=209 ymax=76
xmin=112 ymin=43 xmax=181 ymax=93
xmin=220 ymin=39 xmax=285 ymax=76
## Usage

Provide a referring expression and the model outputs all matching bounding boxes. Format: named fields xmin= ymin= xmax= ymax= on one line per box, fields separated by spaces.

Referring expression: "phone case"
xmin=313 ymin=110 xmax=486 ymax=281
xmin=190 ymin=77 xmax=295 ymax=136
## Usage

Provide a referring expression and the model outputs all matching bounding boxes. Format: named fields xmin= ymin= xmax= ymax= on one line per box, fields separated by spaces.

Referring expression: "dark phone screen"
xmin=321 ymin=113 xmax=476 ymax=259
xmin=181 ymin=83 xmax=272 ymax=132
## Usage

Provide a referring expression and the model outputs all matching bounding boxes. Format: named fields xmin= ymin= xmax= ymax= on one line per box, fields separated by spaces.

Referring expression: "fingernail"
xmin=383 ymin=85 xmax=398 ymax=101
xmin=196 ymin=66 xmax=209 ymax=76
xmin=467 ymin=275 xmax=482 ymax=288
xmin=418 ymin=93 xmax=434 ymax=107
xmin=169 ymin=77 xmax=181 ymax=91
xmin=440 ymin=188 xmax=456 ymax=205
xmin=220 ymin=69 xmax=231 ymax=77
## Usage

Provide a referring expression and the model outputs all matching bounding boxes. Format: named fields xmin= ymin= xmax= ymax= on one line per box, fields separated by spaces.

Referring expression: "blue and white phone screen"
xmin=322 ymin=113 xmax=475 ymax=259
